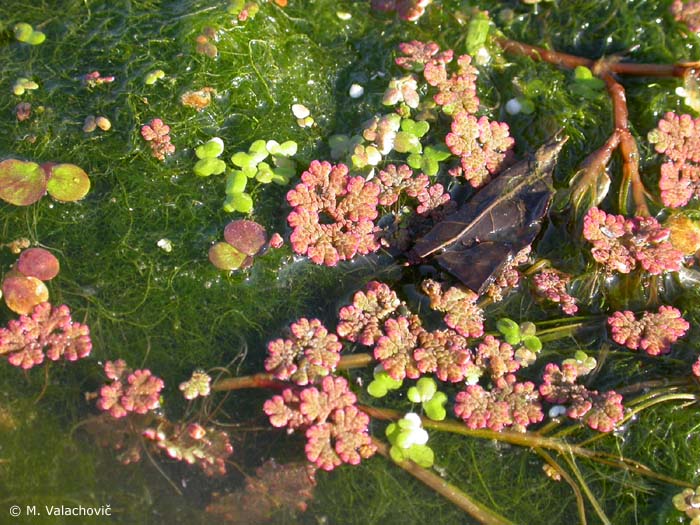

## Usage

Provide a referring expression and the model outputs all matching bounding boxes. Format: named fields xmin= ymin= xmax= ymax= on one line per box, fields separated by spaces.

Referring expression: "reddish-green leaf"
xmin=0 ymin=159 xmax=47 ymax=206
xmin=223 ymin=220 xmax=267 ymax=256
xmin=45 ymin=163 xmax=91 ymax=202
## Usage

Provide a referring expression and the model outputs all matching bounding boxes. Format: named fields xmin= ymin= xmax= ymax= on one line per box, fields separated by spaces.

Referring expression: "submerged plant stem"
xmin=372 ymin=438 xmax=515 ymax=525
xmin=535 ymin=448 xmax=587 ymax=525
xmin=359 ymin=405 xmax=690 ymax=487
xmin=211 ymin=353 xmax=374 ymax=391
xmin=497 ymin=37 xmax=663 ymax=216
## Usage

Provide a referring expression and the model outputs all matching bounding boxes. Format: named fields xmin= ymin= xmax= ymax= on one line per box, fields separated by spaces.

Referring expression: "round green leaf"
xmin=248 ymin=140 xmax=269 ymax=163
xmin=0 ymin=159 xmax=47 ymax=206
xmin=14 ymin=23 xmax=33 ymax=42
xmin=45 ymin=163 xmax=91 ymax=202
xmin=208 ymin=242 xmax=247 ymax=270
xmin=367 ymin=380 xmax=388 ymax=398
xmin=231 ymin=152 xmax=257 ymax=169
xmin=519 ymin=321 xmax=537 ymax=336
xmin=223 ymin=192 xmax=253 ymax=214
xmin=225 ymin=171 xmax=247 ymax=194
xmin=389 ymin=445 xmax=407 ymax=463
xmin=407 ymin=386 xmax=421 ymax=404
xmin=522 ymin=335 xmax=542 ymax=352
xmin=27 ymin=31 xmax=46 ymax=45
xmin=195 ymin=137 xmax=225 ymax=159
xmin=194 ymin=157 xmax=226 ymax=177
xmin=424 ymin=392 xmax=447 ymax=421
xmin=394 ymin=131 xmax=422 ymax=154
xmin=407 ymin=445 xmax=434 ymax=468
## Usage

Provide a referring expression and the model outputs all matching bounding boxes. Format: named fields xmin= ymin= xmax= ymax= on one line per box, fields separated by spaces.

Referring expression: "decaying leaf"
xmin=408 ymin=136 xmax=566 ymax=294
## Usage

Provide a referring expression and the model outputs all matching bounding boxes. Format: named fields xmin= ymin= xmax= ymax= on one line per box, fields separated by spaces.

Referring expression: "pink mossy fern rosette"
xmin=264 ymin=317 xmax=342 ymax=385
xmin=582 ymin=207 xmax=684 ymax=274
xmin=0 ymin=302 xmax=91 ymax=369
xmin=263 ymin=376 xmax=376 ymax=471
xmin=286 ymin=161 xmax=380 ymax=266
xmin=608 ymin=305 xmax=690 ymax=356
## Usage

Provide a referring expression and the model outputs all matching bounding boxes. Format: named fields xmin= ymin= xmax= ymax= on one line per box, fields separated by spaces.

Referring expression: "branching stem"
xmin=372 ymin=438 xmax=515 ymax=525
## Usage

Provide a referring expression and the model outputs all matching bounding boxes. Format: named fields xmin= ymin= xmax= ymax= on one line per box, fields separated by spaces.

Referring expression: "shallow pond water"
xmin=2 ymin=1 xmax=700 ymax=524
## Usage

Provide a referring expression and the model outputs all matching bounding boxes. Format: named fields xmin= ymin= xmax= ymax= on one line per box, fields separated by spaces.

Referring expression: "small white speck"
xmin=475 ymin=47 xmax=491 ymax=66
xmin=549 ymin=405 xmax=567 ymax=418
xmin=291 ymin=103 xmax=310 ymax=119
xmin=505 ymin=98 xmax=523 ymax=115
xmin=157 ymin=238 xmax=173 ymax=252
xmin=676 ymin=86 xmax=688 ymax=97
xmin=349 ymin=83 xmax=364 ymax=98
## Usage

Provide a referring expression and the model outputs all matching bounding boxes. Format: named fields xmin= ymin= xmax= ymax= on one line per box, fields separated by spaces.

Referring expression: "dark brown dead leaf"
xmin=408 ymin=136 xmax=567 ymax=294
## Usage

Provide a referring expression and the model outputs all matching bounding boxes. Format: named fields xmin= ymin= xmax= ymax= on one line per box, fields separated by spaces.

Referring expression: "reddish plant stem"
xmin=497 ymin=37 xmax=697 ymax=78
xmin=598 ymin=71 xmax=649 ymax=216
xmin=372 ymin=438 xmax=515 ymax=525
xmin=211 ymin=353 xmax=374 ymax=392
xmin=498 ymin=37 xmax=658 ymax=216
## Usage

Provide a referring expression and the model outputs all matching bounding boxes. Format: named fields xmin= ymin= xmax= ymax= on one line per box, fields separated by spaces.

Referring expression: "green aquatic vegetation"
xmin=367 ymin=366 xmax=404 ymax=398
xmin=13 ymin=22 xmax=46 ymax=45
xmin=225 ymin=139 xmax=297 ymax=212
xmin=385 ymin=413 xmax=435 ymax=468
xmin=407 ymin=377 xmax=448 ymax=421
xmin=44 ymin=163 xmax=91 ymax=202
xmin=194 ymin=137 xmax=226 ymax=177
xmin=5 ymin=0 xmax=700 ymax=524
xmin=570 ymin=66 xmax=607 ymax=100
xmin=12 ymin=77 xmax=39 ymax=96
xmin=144 ymin=69 xmax=165 ymax=85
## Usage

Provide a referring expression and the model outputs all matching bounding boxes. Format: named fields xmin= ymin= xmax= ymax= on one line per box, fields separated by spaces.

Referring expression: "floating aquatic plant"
xmin=0 ymin=302 xmax=91 ymax=369
xmin=194 ymin=137 xmax=226 ymax=177
xmin=367 ymin=365 xmax=403 ymax=398
xmin=263 ymin=376 xmax=376 ymax=471
xmin=608 ymin=306 xmax=690 ymax=356
xmin=671 ymin=0 xmax=700 ymax=32
xmin=385 ymin=412 xmax=434 ymax=467
xmin=179 ymin=370 xmax=212 ymax=400
xmin=371 ymin=0 xmax=433 ymax=22
xmin=97 ymin=360 xmax=164 ymax=417
xmin=264 ymin=318 xmax=342 ymax=385
xmin=206 ymin=461 xmax=316 ymax=524
xmin=82 ymin=71 xmax=115 ymax=87
xmin=407 ymin=377 xmax=448 ymax=421
xmin=209 ymin=219 xmax=269 ymax=270
xmin=16 ymin=247 xmax=60 ymax=281
xmin=83 ymin=115 xmax=111 ymax=132
xmin=1 ymin=271 xmax=49 ymax=315
xmin=12 ymin=77 xmax=39 ymax=96
xmin=141 ymin=118 xmax=175 ymax=161
xmin=44 ymin=163 xmax=91 ymax=202
xmin=648 ymin=111 xmax=700 ymax=208
xmin=13 ymin=22 xmax=46 ymax=45
xmin=582 ymin=207 xmax=684 ymax=274
xmin=144 ymin=69 xmax=165 ymax=85
xmin=224 ymin=139 xmax=297 ymax=213
xmin=532 ymin=269 xmax=578 ymax=315
xmin=286 ymin=160 xmax=380 ymax=266
xmin=0 ymin=159 xmax=46 ymax=206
